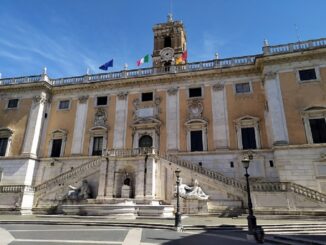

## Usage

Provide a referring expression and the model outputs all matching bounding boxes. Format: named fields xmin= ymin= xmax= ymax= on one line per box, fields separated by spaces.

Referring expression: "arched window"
xmin=139 ymin=135 xmax=153 ymax=148
xmin=164 ymin=36 xmax=171 ymax=48
xmin=0 ymin=128 xmax=13 ymax=157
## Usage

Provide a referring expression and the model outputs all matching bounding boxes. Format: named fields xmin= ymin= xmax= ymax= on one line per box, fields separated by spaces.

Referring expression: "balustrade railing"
xmin=107 ymin=148 xmax=158 ymax=157
xmin=0 ymin=185 xmax=34 ymax=193
xmin=34 ymin=157 xmax=102 ymax=193
xmin=264 ymin=38 xmax=326 ymax=55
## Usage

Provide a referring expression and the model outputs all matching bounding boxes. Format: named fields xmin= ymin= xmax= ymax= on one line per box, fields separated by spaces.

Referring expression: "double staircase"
xmin=32 ymin=149 xmax=326 ymax=215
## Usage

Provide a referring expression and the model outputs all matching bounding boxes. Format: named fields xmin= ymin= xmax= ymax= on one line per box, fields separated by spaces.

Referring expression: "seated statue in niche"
xmin=176 ymin=179 xmax=209 ymax=200
xmin=121 ymin=177 xmax=132 ymax=198
xmin=66 ymin=180 xmax=91 ymax=200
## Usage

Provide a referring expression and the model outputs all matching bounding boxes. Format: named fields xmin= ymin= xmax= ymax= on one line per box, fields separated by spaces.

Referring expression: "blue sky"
xmin=0 ymin=0 xmax=325 ymax=79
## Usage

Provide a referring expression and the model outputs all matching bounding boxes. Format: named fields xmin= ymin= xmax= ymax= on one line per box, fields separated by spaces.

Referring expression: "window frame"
xmin=6 ymin=98 xmax=19 ymax=109
xmin=302 ymin=107 xmax=326 ymax=144
xmin=57 ymin=99 xmax=71 ymax=110
xmin=141 ymin=92 xmax=154 ymax=102
xmin=296 ymin=67 xmax=320 ymax=83
xmin=234 ymin=82 xmax=252 ymax=95
xmin=89 ymin=126 xmax=107 ymax=156
xmin=184 ymin=118 xmax=208 ymax=152
xmin=48 ymin=129 xmax=67 ymax=158
xmin=188 ymin=87 xmax=203 ymax=98
xmin=95 ymin=96 xmax=108 ymax=107
xmin=0 ymin=128 xmax=13 ymax=157
xmin=235 ymin=116 xmax=261 ymax=150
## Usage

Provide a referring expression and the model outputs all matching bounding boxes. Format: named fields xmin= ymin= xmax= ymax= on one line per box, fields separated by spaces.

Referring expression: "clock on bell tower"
xmin=152 ymin=14 xmax=187 ymax=68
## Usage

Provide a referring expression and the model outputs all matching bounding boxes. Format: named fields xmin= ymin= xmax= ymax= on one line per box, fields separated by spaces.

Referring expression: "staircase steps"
xmin=266 ymin=235 xmax=326 ymax=245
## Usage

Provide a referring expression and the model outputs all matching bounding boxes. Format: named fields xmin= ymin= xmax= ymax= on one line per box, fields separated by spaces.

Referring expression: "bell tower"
xmin=152 ymin=14 xmax=187 ymax=68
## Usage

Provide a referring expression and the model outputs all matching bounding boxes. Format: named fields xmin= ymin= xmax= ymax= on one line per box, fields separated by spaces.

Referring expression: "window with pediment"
xmin=235 ymin=116 xmax=261 ymax=150
xmin=49 ymin=129 xmax=67 ymax=157
xmin=302 ymin=106 xmax=326 ymax=144
xmin=0 ymin=128 xmax=13 ymax=157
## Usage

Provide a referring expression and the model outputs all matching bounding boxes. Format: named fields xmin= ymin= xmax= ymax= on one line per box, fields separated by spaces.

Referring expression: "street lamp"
xmin=242 ymin=153 xmax=257 ymax=240
xmin=174 ymin=168 xmax=182 ymax=231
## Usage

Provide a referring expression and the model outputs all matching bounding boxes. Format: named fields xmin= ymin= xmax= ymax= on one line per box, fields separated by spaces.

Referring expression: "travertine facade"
xmin=0 ymin=18 xmax=326 ymax=215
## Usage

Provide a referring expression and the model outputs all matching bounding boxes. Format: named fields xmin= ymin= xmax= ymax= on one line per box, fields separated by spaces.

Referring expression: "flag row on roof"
xmin=99 ymin=51 xmax=187 ymax=71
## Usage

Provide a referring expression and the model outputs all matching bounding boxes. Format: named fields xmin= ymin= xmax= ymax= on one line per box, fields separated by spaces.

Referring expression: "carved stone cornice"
xmin=117 ymin=92 xmax=128 ymax=100
xmin=212 ymin=82 xmax=224 ymax=91
xmin=78 ymin=95 xmax=89 ymax=104
xmin=167 ymin=87 xmax=178 ymax=95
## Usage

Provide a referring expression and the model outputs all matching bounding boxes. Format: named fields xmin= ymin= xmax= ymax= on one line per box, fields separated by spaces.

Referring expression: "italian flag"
xmin=137 ymin=54 xmax=149 ymax=66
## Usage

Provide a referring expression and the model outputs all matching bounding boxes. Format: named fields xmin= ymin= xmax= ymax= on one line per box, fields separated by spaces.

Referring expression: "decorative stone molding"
xmin=78 ymin=95 xmax=89 ymax=104
xmin=188 ymin=99 xmax=203 ymax=120
xmin=167 ymin=87 xmax=178 ymax=95
xmin=320 ymin=152 xmax=326 ymax=161
xmin=234 ymin=115 xmax=261 ymax=149
xmin=212 ymin=83 xmax=224 ymax=91
xmin=301 ymin=106 xmax=326 ymax=144
xmin=94 ymin=108 xmax=107 ymax=127
xmin=264 ymin=72 xmax=277 ymax=80
xmin=33 ymin=94 xmax=47 ymax=105
xmin=117 ymin=92 xmax=128 ymax=100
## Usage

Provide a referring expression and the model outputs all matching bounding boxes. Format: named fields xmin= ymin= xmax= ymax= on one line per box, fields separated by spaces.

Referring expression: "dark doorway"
xmin=50 ymin=139 xmax=62 ymax=157
xmin=190 ymin=130 xmax=203 ymax=151
xmin=139 ymin=135 xmax=153 ymax=148
xmin=241 ymin=127 xmax=257 ymax=149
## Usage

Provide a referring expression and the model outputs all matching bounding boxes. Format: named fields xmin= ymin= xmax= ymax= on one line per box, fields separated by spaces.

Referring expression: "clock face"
xmin=160 ymin=47 xmax=174 ymax=61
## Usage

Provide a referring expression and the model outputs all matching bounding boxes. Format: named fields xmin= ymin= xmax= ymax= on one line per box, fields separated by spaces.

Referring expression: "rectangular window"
xmin=299 ymin=69 xmax=317 ymax=81
xmin=0 ymin=138 xmax=8 ymax=156
xmin=235 ymin=83 xmax=251 ymax=94
xmin=141 ymin=92 xmax=153 ymax=102
xmin=97 ymin=96 xmax=107 ymax=106
xmin=241 ymin=127 xmax=257 ymax=149
xmin=189 ymin=87 xmax=202 ymax=98
xmin=7 ymin=99 xmax=19 ymax=109
xmin=92 ymin=137 xmax=103 ymax=156
xmin=190 ymin=130 xmax=203 ymax=152
xmin=50 ymin=139 xmax=62 ymax=157
xmin=59 ymin=100 xmax=70 ymax=110
xmin=309 ymin=118 xmax=326 ymax=143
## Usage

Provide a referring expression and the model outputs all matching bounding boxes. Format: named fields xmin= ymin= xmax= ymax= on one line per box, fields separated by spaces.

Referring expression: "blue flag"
xmin=99 ymin=59 xmax=113 ymax=70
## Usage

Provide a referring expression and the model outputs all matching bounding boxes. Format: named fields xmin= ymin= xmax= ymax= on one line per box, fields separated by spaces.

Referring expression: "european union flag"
xmin=99 ymin=59 xmax=113 ymax=70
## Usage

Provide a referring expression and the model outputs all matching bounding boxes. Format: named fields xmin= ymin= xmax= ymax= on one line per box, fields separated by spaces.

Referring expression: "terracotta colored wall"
xmin=44 ymin=98 xmax=77 ymax=157
xmin=226 ymin=81 xmax=268 ymax=149
xmin=0 ymin=98 xmax=32 ymax=156
xmin=279 ymin=68 xmax=326 ymax=145
xmin=158 ymin=91 xmax=167 ymax=152
xmin=178 ymin=89 xmax=187 ymax=151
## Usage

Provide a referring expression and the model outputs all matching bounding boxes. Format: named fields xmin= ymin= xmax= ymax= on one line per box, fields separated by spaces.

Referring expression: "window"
xmin=235 ymin=116 xmax=260 ymax=150
xmin=230 ymin=161 xmax=234 ymax=168
xmin=92 ymin=136 xmax=103 ymax=156
xmin=190 ymin=130 xmax=203 ymax=151
xmin=302 ymin=107 xmax=326 ymax=144
xmin=48 ymin=129 xmax=67 ymax=157
xmin=141 ymin=92 xmax=153 ymax=102
xmin=0 ymin=138 xmax=8 ymax=156
xmin=139 ymin=135 xmax=153 ymax=148
xmin=7 ymin=99 xmax=18 ymax=109
xmin=235 ymin=82 xmax=251 ymax=94
xmin=189 ymin=87 xmax=202 ymax=98
xmin=96 ymin=96 xmax=107 ymax=106
xmin=241 ymin=127 xmax=257 ymax=149
xmin=299 ymin=68 xmax=317 ymax=81
xmin=309 ymin=118 xmax=326 ymax=143
xmin=50 ymin=139 xmax=62 ymax=157
xmin=58 ymin=100 xmax=70 ymax=110
xmin=164 ymin=36 xmax=171 ymax=48
xmin=269 ymin=160 xmax=274 ymax=168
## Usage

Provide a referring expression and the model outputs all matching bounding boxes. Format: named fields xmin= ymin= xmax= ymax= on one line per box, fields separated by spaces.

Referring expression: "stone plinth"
xmin=121 ymin=185 xmax=131 ymax=198
xmin=173 ymin=198 xmax=208 ymax=214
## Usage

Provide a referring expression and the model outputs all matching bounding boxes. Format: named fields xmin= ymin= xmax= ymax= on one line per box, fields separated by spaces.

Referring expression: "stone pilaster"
xmin=71 ymin=96 xmax=89 ymax=155
xmin=166 ymin=87 xmax=179 ymax=151
xmin=145 ymin=157 xmax=156 ymax=199
xmin=264 ymin=72 xmax=289 ymax=145
xmin=113 ymin=93 xmax=128 ymax=148
xmin=135 ymin=160 xmax=145 ymax=199
xmin=97 ymin=158 xmax=108 ymax=199
xmin=211 ymin=83 xmax=229 ymax=148
xmin=21 ymin=92 xmax=48 ymax=157
xmin=105 ymin=159 xmax=116 ymax=198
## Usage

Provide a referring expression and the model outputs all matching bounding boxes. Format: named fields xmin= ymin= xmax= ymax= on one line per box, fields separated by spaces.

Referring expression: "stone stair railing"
xmin=158 ymin=152 xmax=247 ymax=195
xmin=251 ymin=182 xmax=326 ymax=203
xmin=0 ymin=185 xmax=34 ymax=193
xmin=34 ymin=157 xmax=103 ymax=197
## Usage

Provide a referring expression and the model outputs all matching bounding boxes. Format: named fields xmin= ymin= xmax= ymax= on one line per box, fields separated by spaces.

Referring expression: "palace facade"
xmin=0 ymin=17 xmax=326 ymax=215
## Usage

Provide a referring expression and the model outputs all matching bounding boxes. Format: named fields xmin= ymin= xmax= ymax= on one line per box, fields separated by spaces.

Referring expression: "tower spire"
xmin=167 ymin=0 xmax=173 ymax=22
